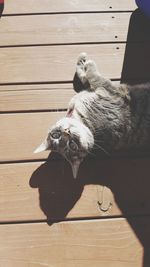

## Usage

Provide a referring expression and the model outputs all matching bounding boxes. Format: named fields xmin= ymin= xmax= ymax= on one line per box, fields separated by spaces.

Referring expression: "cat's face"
xmin=34 ymin=117 xmax=94 ymax=178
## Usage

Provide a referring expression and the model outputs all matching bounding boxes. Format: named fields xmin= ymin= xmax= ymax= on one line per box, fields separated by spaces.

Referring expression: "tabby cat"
xmin=34 ymin=53 xmax=150 ymax=178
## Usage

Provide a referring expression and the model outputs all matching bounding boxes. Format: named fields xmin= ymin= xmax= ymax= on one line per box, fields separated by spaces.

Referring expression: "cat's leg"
xmin=76 ymin=53 xmax=113 ymax=92
xmin=76 ymin=53 xmax=88 ymax=84
xmin=84 ymin=59 xmax=113 ymax=91
xmin=74 ymin=53 xmax=91 ymax=90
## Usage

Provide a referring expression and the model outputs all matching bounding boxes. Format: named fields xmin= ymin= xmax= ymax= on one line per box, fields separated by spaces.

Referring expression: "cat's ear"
xmin=71 ymin=160 xmax=81 ymax=179
xmin=34 ymin=139 xmax=50 ymax=153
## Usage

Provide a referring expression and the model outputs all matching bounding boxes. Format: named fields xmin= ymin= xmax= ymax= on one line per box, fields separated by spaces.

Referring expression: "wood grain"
xmin=0 ymin=88 xmax=74 ymax=112
xmin=0 ymin=112 xmax=66 ymax=161
xmin=0 ymin=13 xmax=130 ymax=46
xmin=4 ymin=0 xmax=137 ymax=14
xmin=1 ymin=1 xmax=149 ymax=267
xmin=1 ymin=43 xmax=149 ymax=85
xmin=0 ymin=218 xmax=147 ymax=267
xmin=0 ymin=82 xmax=121 ymax=112
xmin=1 ymin=159 xmax=150 ymax=222
xmin=0 ymin=44 xmax=125 ymax=84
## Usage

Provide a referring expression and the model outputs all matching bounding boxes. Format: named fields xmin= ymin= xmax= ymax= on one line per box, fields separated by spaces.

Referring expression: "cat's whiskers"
xmin=94 ymin=142 xmax=110 ymax=156
xmin=86 ymin=149 xmax=96 ymax=157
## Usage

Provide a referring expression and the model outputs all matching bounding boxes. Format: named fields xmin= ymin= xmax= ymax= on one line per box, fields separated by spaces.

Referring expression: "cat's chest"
xmin=68 ymin=91 xmax=97 ymax=114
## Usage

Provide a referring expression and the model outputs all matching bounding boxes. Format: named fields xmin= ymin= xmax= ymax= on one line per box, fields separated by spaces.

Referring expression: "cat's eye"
xmin=69 ymin=140 xmax=78 ymax=151
xmin=50 ymin=131 xmax=61 ymax=139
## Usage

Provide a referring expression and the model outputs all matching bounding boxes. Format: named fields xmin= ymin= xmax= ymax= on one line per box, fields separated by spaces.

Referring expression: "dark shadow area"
xmin=0 ymin=1 xmax=4 ymax=18
xmin=30 ymin=153 xmax=85 ymax=223
xmin=73 ymin=72 xmax=90 ymax=93
xmin=73 ymin=72 xmax=84 ymax=93
xmin=121 ymin=9 xmax=150 ymax=84
xmin=30 ymin=156 xmax=150 ymax=264
xmin=120 ymin=9 xmax=150 ymax=263
xmin=30 ymin=155 xmax=150 ymax=220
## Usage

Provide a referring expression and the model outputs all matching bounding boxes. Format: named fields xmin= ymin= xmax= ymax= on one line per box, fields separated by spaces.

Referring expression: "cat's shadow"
xmin=30 ymin=155 xmax=84 ymax=222
xmin=29 ymin=153 xmax=108 ymax=223
xmin=30 ymin=154 xmax=150 ymax=222
xmin=30 ymin=155 xmax=150 ymax=263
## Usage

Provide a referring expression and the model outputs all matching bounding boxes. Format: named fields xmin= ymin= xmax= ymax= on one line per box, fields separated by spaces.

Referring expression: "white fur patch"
xmin=56 ymin=117 xmax=94 ymax=150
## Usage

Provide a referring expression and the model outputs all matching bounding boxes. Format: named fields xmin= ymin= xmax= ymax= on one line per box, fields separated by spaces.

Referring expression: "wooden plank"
xmin=0 ymin=88 xmax=74 ymax=112
xmin=1 ymin=159 xmax=150 ymax=222
xmin=4 ymin=0 xmax=137 ymax=14
xmin=0 ymin=82 xmax=120 ymax=112
xmin=1 ymin=44 xmax=149 ymax=84
xmin=0 ymin=112 xmax=66 ymax=161
xmin=0 ymin=44 xmax=126 ymax=84
xmin=0 ymin=218 xmax=147 ymax=267
xmin=0 ymin=81 xmax=120 ymax=92
xmin=0 ymin=13 xmax=130 ymax=46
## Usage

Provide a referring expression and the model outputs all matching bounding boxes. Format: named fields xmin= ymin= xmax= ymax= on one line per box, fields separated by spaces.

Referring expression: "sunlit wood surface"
xmin=1 ymin=1 xmax=150 ymax=266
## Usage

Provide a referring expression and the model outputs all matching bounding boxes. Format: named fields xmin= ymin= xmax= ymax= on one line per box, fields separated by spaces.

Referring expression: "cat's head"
xmin=34 ymin=117 xmax=94 ymax=178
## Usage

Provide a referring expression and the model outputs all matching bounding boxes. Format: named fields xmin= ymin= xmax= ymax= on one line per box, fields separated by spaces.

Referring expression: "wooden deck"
xmin=1 ymin=1 xmax=150 ymax=266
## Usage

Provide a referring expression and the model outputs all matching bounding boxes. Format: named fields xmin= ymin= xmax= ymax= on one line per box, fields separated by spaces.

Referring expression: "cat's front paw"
xmin=84 ymin=60 xmax=97 ymax=72
xmin=84 ymin=60 xmax=98 ymax=80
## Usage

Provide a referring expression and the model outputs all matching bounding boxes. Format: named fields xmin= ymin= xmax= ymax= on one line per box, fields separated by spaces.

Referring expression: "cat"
xmin=34 ymin=52 xmax=150 ymax=178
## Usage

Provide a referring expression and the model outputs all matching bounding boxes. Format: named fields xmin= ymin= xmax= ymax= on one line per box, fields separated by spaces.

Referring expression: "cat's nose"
xmin=64 ymin=128 xmax=70 ymax=135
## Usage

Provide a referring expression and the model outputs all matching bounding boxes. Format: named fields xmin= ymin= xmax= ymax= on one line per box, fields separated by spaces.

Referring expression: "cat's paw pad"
xmin=77 ymin=52 xmax=87 ymax=66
